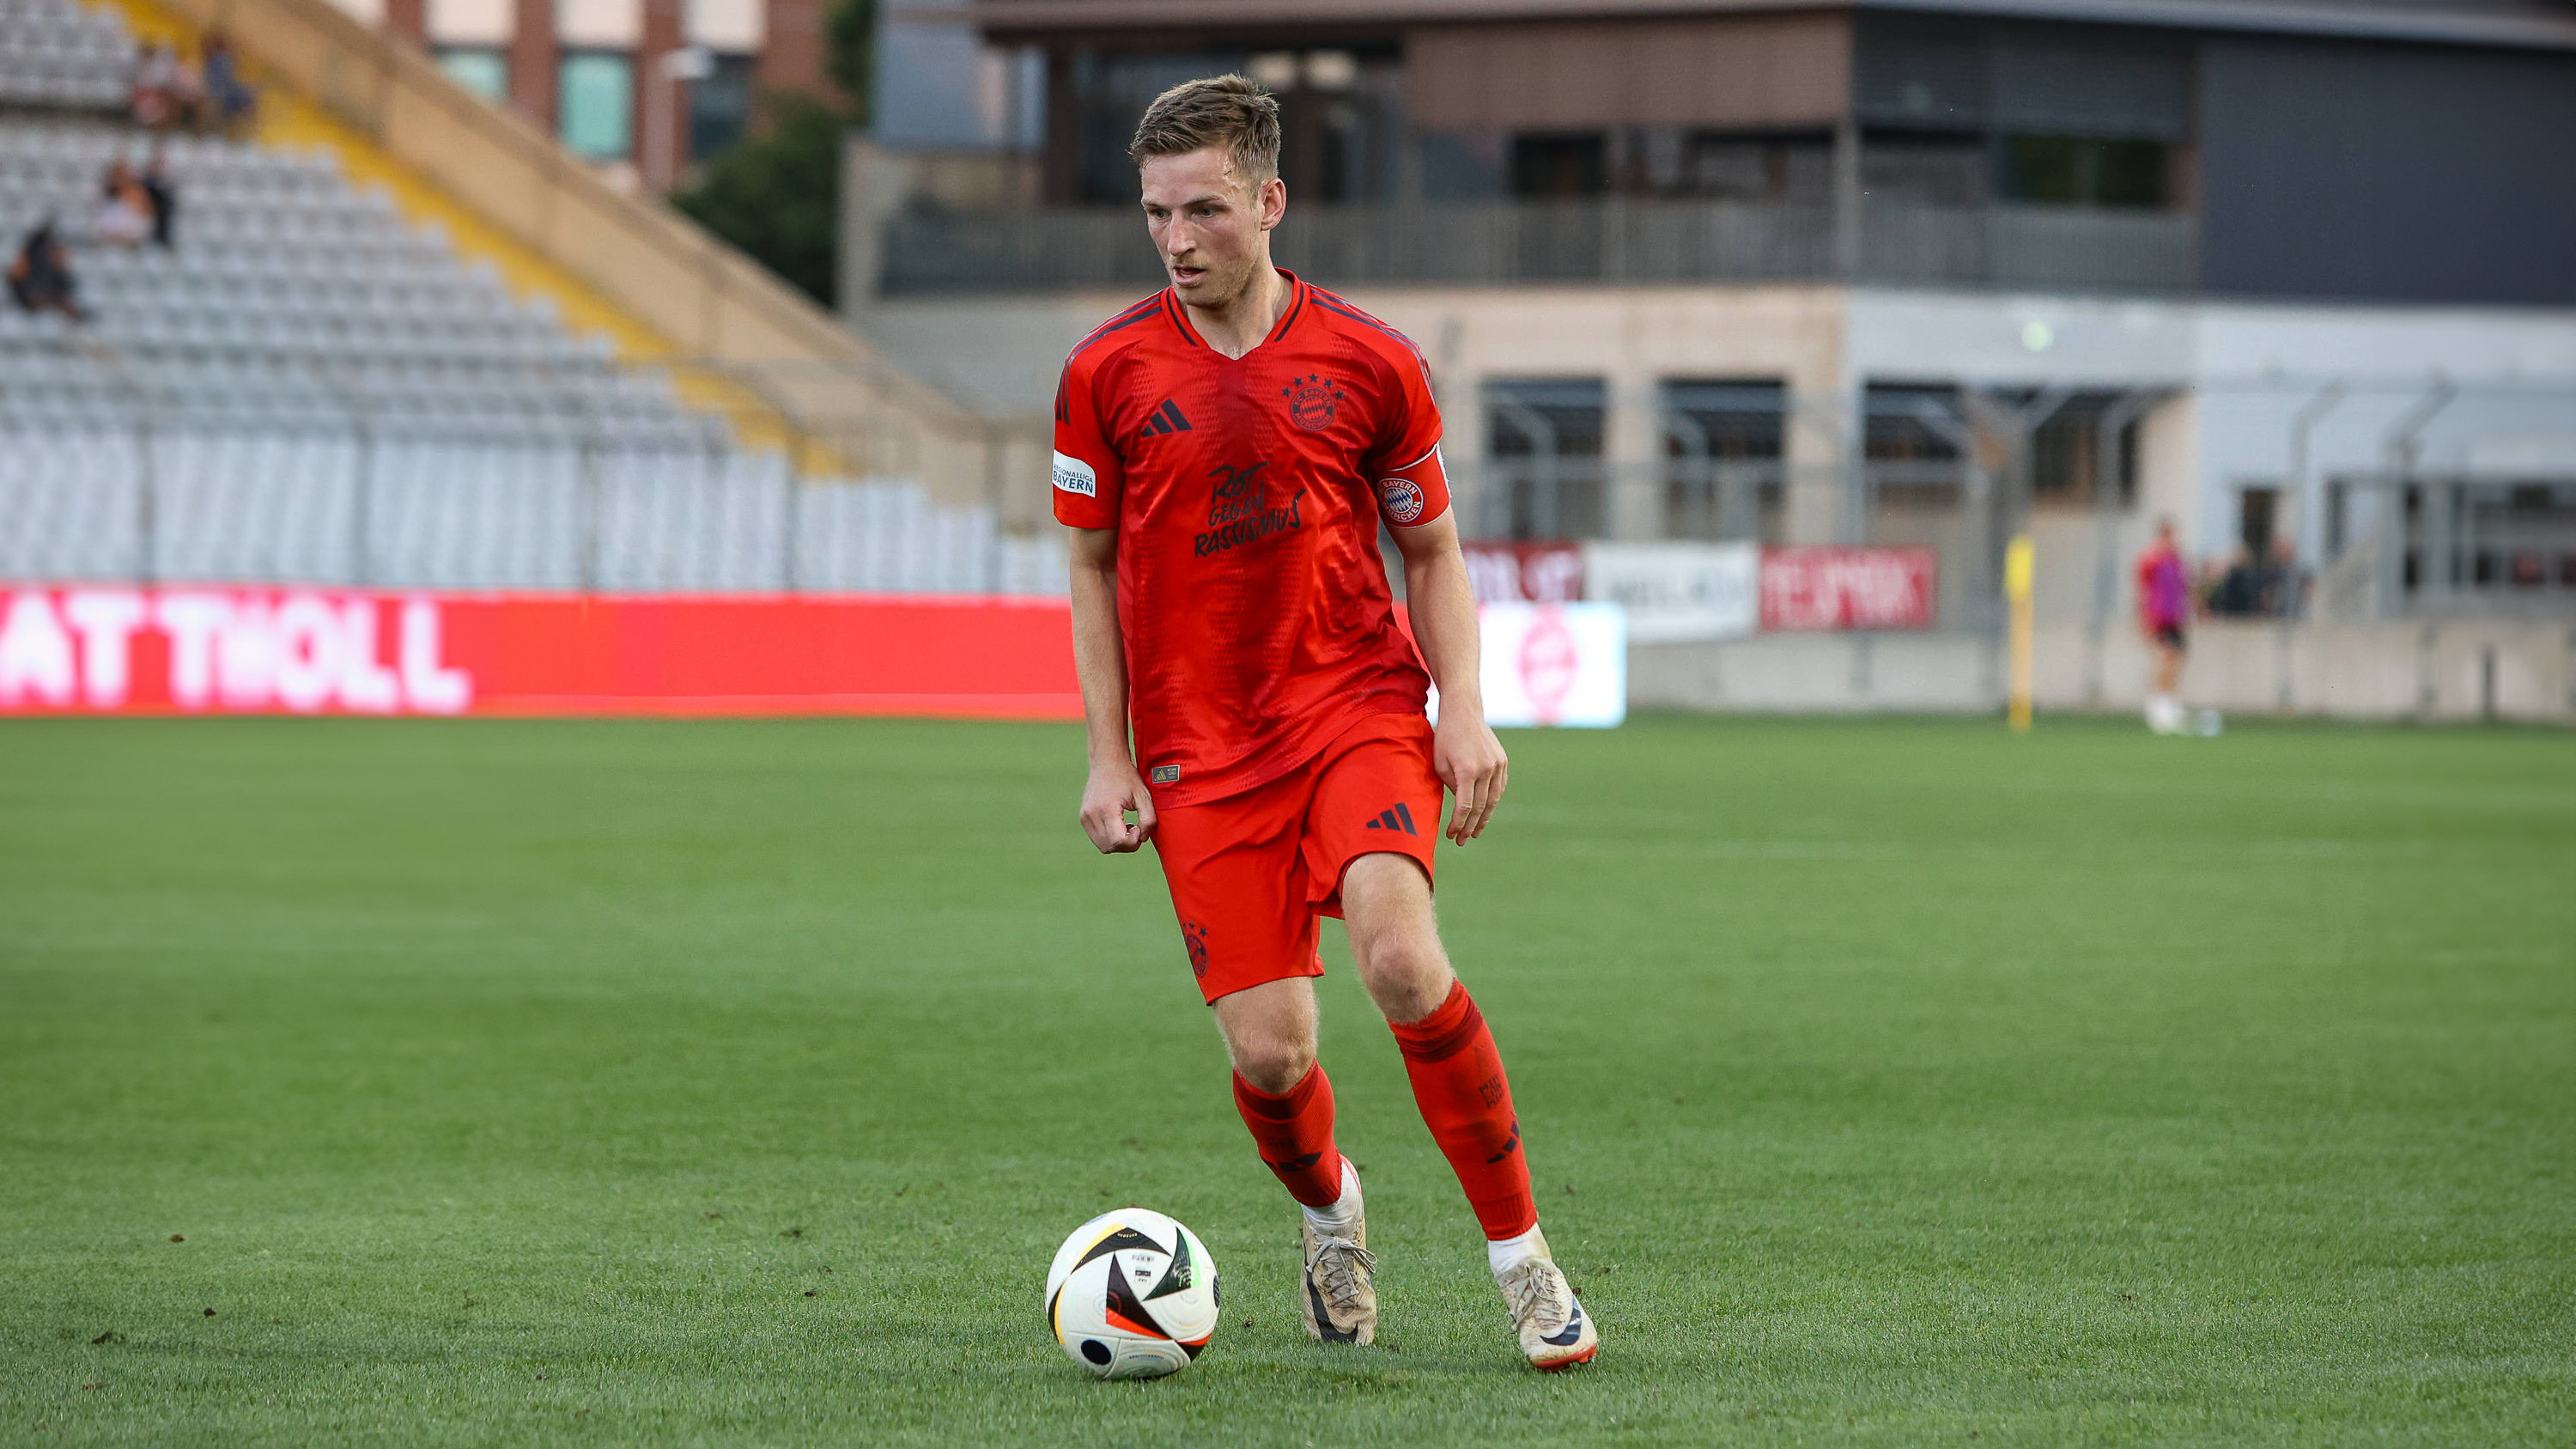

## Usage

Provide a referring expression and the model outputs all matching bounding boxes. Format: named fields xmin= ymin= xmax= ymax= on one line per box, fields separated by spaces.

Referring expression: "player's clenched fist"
xmin=1080 ymin=762 xmax=1158 ymax=854
xmin=1432 ymin=709 xmax=1509 ymax=845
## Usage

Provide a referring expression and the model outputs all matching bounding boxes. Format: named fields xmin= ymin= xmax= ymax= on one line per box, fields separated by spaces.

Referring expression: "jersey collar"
xmin=1163 ymin=268 xmax=1309 ymax=355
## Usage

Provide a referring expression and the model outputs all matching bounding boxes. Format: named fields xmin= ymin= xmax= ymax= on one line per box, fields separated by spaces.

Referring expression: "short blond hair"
xmin=1128 ymin=74 xmax=1281 ymax=188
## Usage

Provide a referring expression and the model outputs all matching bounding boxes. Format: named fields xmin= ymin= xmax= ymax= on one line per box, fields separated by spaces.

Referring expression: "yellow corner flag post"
xmin=2004 ymin=533 xmax=2035 ymax=732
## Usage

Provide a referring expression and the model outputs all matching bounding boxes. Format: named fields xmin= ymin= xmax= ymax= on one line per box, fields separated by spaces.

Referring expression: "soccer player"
xmin=1055 ymin=75 xmax=1598 ymax=1371
xmin=2136 ymin=518 xmax=2190 ymax=734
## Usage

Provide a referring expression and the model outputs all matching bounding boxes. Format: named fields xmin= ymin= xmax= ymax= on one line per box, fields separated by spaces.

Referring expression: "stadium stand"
xmin=0 ymin=0 xmax=1063 ymax=596
xmin=0 ymin=0 xmax=131 ymax=111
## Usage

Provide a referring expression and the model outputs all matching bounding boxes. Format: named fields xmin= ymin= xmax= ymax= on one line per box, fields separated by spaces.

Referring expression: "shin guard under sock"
xmin=1231 ymin=1062 xmax=1346 ymax=1209
xmin=1389 ymin=981 xmax=1539 ymax=1239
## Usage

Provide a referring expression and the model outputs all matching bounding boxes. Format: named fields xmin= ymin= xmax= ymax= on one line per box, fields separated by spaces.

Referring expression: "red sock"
xmin=1230 ymin=1062 xmax=1345 ymax=1209
xmin=1390 ymin=981 xmax=1537 ymax=1239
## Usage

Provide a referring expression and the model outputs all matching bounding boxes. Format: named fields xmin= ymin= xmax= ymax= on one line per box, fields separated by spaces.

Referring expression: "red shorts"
xmin=1151 ymin=710 xmax=1443 ymax=1004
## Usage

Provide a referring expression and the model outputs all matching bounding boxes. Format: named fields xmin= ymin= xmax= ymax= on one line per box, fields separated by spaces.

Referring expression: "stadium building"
xmin=852 ymin=0 xmax=2576 ymax=717
xmin=8 ymin=0 xmax=2573 ymax=720
xmin=301 ymin=0 xmax=818 ymax=192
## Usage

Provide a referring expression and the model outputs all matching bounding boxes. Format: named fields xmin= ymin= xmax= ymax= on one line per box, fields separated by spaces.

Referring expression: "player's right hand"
xmin=1079 ymin=762 xmax=1158 ymax=854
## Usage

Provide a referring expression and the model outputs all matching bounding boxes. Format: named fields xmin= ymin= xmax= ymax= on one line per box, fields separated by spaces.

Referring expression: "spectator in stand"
xmin=94 ymin=158 xmax=154 ymax=247
xmin=131 ymin=44 xmax=203 ymax=131
xmin=2259 ymin=536 xmax=2307 ymax=618
xmin=142 ymin=147 xmax=178 ymax=248
xmin=131 ymin=43 xmax=174 ymax=127
xmin=7 ymin=221 xmax=86 ymax=323
xmin=2135 ymin=518 xmax=2191 ymax=734
xmin=203 ymin=33 xmax=256 ymax=135
xmin=2207 ymin=546 xmax=2263 ymax=618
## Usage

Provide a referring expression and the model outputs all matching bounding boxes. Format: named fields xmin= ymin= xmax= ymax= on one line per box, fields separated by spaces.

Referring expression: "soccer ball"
xmin=1043 ymin=1208 xmax=1218 ymax=1379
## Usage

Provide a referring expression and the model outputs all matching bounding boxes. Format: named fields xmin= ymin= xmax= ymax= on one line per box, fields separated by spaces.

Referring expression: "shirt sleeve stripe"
xmin=1066 ymin=294 xmax=1170 ymax=365
xmin=1306 ymin=290 xmax=1426 ymax=361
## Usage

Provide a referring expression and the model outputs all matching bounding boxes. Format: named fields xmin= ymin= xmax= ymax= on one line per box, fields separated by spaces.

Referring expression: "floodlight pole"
xmin=2286 ymin=380 xmax=2347 ymax=575
xmin=2083 ymin=388 xmax=2171 ymax=706
xmin=1486 ymin=397 xmax=1562 ymax=540
xmin=1908 ymin=387 xmax=2065 ymax=706
xmin=1962 ymin=387 xmax=2072 ymax=627
xmin=2379 ymin=374 xmax=2457 ymax=617
xmin=1662 ymin=411 xmax=1714 ymax=539
xmin=1898 ymin=389 xmax=2071 ymax=636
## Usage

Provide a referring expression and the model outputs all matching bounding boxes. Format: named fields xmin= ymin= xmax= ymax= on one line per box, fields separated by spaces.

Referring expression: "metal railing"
xmin=2318 ymin=475 xmax=2576 ymax=620
xmin=13 ymin=333 xmax=2571 ymax=638
xmin=1462 ymin=456 xmax=1789 ymax=546
xmin=0 ymin=341 xmax=1068 ymax=596
xmin=882 ymin=198 xmax=2196 ymax=295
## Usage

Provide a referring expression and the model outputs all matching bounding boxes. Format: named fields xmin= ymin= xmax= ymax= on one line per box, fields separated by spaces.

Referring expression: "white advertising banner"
xmin=1581 ymin=541 xmax=1759 ymax=642
xmin=1432 ymin=602 xmax=1626 ymax=728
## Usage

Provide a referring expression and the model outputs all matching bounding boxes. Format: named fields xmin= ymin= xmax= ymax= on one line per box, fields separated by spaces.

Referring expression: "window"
xmin=1510 ymin=134 xmax=1607 ymax=200
xmin=1680 ymin=134 xmax=1832 ymax=204
xmin=2238 ymin=485 xmax=2280 ymax=558
xmin=1862 ymin=387 xmax=2145 ymax=508
xmin=2028 ymin=393 xmax=2142 ymax=505
xmin=1662 ymin=380 xmax=1783 ymax=540
xmin=1420 ymin=130 xmax=1505 ymax=201
xmin=2000 ymin=136 xmax=2166 ymax=209
xmin=1861 ymin=135 xmax=1986 ymax=206
xmin=1284 ymin=53 xmax=1403 ymax=204
xmin=1072 ymin=52 xmax=1248 ymax=203
xmin=1484 ymin=378 xmax=1607 ymax=539
xmin=1866 ymin=383 xmax=1965 ymax=508
xmin=1663 ymin=381 xmax=1786 ymax=461
xmin=1302 ymin=89 xmax=1398 ymax=204
xmin=435 ymin=47 xmax=507 ymax=103
xmin=689 ymin=52 xmax=756 ymax=161
xmin=1865 ymin=384 xmax=1963 ymax=463
xmin=559 ymin=52 xmax=634 ymax=162
xmin=1065 ymin=47 xmax=1401 ymax=205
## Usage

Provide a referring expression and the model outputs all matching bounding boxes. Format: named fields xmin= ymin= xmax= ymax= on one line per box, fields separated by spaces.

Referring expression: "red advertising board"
xmin=1759 ymin=548 xmax=1939 ymax=631
xmin=0 ymin=587 xmax=1083 ymax=718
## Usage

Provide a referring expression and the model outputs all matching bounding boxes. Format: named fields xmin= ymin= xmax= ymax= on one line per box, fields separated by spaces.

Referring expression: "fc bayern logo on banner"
xmin=1377 ymin=476 xmax=1425 ymax=525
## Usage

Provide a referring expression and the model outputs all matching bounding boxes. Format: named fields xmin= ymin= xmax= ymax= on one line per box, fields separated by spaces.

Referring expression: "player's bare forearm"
xmin=1393 ymin=514 xmax=1508 ymax=844
xmin=1068 ymin=527 xmax=1156 ymax=853
xmin=1394 ymin=514 xmax=1478 ymax=706
xmin=1068 ymin=531 xmax=1132 ymax=769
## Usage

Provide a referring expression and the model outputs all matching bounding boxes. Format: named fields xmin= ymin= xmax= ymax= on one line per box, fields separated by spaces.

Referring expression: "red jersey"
xmin=1053 ymin=271 xmax=1453 ymax=807
xmin=2136 ymin=545 xmax=2189 ymax=629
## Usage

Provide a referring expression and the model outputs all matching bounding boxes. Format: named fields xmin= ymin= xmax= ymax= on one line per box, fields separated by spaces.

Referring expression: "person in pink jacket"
xmin=2136 ymin=519 xmax=2191 ymax=734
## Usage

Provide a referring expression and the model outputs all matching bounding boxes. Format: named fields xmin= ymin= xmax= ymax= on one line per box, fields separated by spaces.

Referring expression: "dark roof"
xmin=944 ymin=0 xmax=2576 ymax=51
xmin=1875 ymin=0 xmax=2576 ymax=48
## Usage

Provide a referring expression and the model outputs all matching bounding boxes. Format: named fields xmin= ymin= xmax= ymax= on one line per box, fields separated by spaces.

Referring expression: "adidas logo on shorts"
xmin=1363 ymin=803 xmax=1418 ymax=837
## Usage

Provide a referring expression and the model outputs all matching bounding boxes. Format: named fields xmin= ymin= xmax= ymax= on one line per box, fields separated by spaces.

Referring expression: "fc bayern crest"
xmin=1377 ymin=476 xmax=1425 ymax=525
xmin=1280 ymin=374 xmax=1343 ymax=432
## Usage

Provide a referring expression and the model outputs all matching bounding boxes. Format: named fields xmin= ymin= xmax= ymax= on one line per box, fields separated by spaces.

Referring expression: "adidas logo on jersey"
xmin=1363 ymin=802 xmax=1419 ymax=837
xmin=1139 ymin=399 xmax=1193 ymax=440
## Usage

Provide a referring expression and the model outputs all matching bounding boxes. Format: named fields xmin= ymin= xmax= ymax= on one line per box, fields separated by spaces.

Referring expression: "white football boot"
xmin=1494 ymin=1227 xmax=1599 ymax=1370
xmin=1297 ymin=1163 xmax=1376 ymax=1344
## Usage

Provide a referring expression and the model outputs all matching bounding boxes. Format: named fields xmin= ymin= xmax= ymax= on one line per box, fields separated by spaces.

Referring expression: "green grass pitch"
xmin=3 ymin=714 xmax=2570 ymax=1446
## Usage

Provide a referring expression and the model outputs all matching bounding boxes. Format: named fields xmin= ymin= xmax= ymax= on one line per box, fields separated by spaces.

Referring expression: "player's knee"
xmin=1230 ymin=1033 xmax=1316 ymax=1095
xmin=1355 ymin=931 xmax=1453 ymax=1023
